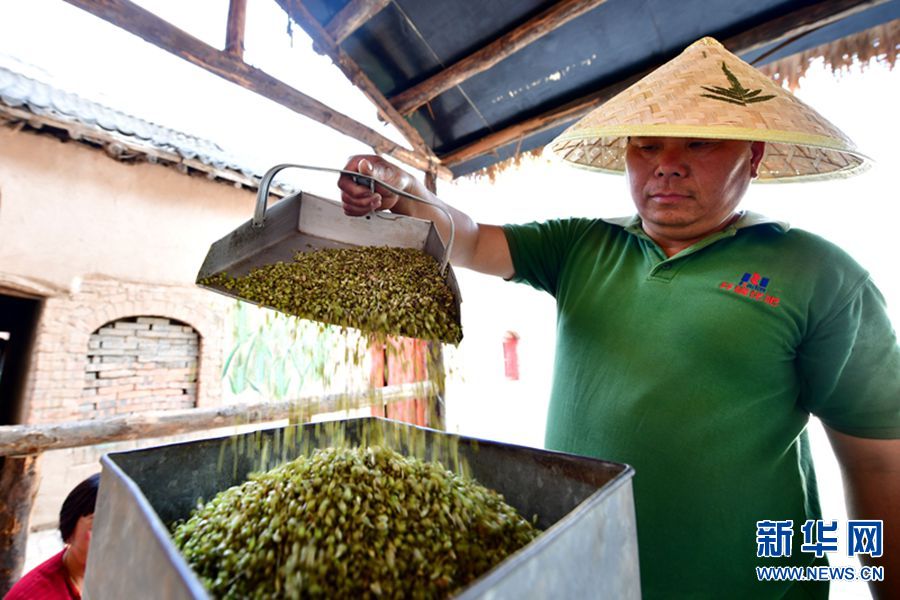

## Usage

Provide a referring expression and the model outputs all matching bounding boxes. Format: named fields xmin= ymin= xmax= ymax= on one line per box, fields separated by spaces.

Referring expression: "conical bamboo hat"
xmin=549 ymin=37 xmax=869 ymax=181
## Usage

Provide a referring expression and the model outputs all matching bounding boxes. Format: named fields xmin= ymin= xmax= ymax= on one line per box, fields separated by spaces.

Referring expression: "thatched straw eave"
xmin=758 ymin=18 xmax=899 ymax=90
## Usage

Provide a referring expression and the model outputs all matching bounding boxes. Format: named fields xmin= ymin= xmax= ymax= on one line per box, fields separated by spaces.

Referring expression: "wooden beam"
xmin=225 ymin=0 xmax=248 ymax=58
xmin=325 ymin=0 xmax=390 ymax=44
xmin=61 ymin=0 xmax=444 ymax=175
xmin=724 ymin=0 xmax=889 ymax=56
xmin=0 ymin=382 xmax=434 ymax=457
xmin=441 ymin=0 xmax=888 ymax=169
xmin=389 ymin=0 xmax=610 ymax=116
xmin=281 ymin=0 xmax=448 ymax=177
xmin=440 ymin=73 xmax=639 ymax=168
xmin=0 ymin=456 xmax=41 ymax=595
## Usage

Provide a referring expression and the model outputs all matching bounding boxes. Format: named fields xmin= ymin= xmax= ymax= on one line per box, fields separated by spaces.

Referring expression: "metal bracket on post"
xmin=424 ymin=160 xmax=439 ymax=195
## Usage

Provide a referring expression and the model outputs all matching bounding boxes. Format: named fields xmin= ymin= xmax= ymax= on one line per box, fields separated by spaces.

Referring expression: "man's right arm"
xmin=337 ymin=155 xmax=513 ymax=279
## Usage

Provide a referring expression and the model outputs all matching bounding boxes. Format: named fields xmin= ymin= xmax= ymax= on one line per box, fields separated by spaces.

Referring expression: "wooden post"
xmin=426 ymin=341 xmax=446 ymax=430
xmin=423 ymin=168 xmax=447 ymax=429
xmin=225 ymin=0 xmax=248 ymax=58
xmin=0 ymin=455 xmax=42 ymax=596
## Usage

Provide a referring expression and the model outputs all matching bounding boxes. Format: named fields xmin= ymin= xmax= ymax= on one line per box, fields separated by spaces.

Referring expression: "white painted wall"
xmin=0 ymin=128 xmax=256 ymax=290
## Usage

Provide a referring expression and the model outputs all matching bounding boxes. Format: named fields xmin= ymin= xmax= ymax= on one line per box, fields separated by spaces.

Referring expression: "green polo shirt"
xmin=503 ymin=212 xmax=900 ymax=598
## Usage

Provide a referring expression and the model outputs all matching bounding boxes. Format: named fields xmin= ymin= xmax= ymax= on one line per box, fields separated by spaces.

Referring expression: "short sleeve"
xmin=503 ymin=219 xmax=596 ymax=297
xmin=797 ymin=277 xmax=900 ymax=439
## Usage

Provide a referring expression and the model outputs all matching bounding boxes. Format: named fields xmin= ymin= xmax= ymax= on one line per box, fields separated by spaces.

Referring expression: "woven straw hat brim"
xmin=549 ymin=37 xmax=870 ymax=182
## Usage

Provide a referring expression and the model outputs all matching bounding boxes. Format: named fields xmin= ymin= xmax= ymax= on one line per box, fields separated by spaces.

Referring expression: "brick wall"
xmin=83 ymin=316 xmax=200 ymax=416
xmin=23 ymin=276 xmax=229 ymax=424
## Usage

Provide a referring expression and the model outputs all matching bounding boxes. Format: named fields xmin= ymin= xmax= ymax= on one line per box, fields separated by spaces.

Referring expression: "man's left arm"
xmin=825 ymin=426 xmax=900 ymax=599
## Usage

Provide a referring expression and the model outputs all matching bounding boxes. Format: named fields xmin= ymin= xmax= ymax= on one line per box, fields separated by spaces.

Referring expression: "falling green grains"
xmin=201 ymin=247 xmax=462 ymax=344
xmin=172 ymin=446 xmax=540 ymax=599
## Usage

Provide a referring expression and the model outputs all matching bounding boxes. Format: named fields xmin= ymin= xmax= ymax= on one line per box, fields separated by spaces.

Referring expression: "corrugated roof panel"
xmin=0 ymin=65 xmax=265 ymax=184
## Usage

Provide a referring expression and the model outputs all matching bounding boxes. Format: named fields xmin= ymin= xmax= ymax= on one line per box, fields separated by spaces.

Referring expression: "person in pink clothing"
xmin=4 ymin=473 xmax=99 ymax=600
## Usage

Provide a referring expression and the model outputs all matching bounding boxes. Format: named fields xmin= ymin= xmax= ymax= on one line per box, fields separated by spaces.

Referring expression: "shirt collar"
xmin=601 ymin=210 xmax=790 ymax=235
xmin=735 ymin=210 xmax=790 ymax=232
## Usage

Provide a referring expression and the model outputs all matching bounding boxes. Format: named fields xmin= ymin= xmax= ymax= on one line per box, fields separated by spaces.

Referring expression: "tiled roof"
xmin=0 ymin=65 xmax=265 ymax=189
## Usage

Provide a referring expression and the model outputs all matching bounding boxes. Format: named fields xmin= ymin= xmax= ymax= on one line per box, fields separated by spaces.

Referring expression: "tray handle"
xmin=254 ymin=163 xmax=454 ymax=273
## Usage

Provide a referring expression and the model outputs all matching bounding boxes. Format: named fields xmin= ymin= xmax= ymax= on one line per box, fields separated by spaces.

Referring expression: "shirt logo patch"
xmin=740 ymin=272 xmax=769 ymax=292
xmin=719 ymin=272 xmax=780 ymax=306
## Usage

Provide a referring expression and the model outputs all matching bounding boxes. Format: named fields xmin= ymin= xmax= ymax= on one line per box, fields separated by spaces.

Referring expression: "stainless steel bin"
xmin=84 ymin=417 xmax=639 ymax=598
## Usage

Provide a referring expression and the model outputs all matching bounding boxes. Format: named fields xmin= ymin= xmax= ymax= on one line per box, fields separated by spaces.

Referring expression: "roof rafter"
xmin=389 ymin=0 xmax=610 ymax=116
xmin=280 ymin=0 xmax=449 ymax=178
xmin=60 ymin=0 xmax=447 ymax=176
xmin=325 ymin=0 xmax=391 ymax=44
xmin=726 ymin=0 xmax=889 ymax=54
xmin=441 ymin=0 xmax=889 ymax=169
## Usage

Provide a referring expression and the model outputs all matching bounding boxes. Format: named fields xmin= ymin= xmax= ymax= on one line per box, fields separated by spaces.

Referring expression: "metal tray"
xmin=195 ymin=165 xmax=462 ymax=335
xmin=84 ymin=417 xmax=639 ymax=599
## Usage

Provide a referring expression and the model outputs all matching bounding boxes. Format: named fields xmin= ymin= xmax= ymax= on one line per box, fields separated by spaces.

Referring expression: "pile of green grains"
xmin=201 ymin=247 xmax=462 ymax=343
xmin=172 ymin=446 xmax=539 ymax=599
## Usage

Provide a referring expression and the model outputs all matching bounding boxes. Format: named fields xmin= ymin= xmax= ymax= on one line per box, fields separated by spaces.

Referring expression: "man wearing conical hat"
xmin=338 ymin=38 xmax=898 ymax=598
